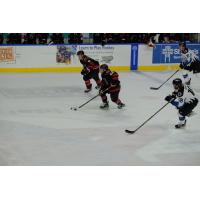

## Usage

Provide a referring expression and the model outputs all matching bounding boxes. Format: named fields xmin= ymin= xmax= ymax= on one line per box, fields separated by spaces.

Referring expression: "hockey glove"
xmin=165 ymin=95 xmax=175 ymax=102
xmin=81 ymin=68 xmax=90 ymax=75
xmin=99 ymin=90 xmax=105 ymax=95
xmin=99 ymin=88 xmax=108 ymax=95
xmin=179 ymin=63 xmax=184 ymax=69
xmin=81 ymin=69 xmax=85 ymax=75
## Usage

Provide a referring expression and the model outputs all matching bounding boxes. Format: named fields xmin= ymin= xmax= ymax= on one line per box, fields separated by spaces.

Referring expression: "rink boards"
xmin=1 ymin=43 xmax=199 ymax=72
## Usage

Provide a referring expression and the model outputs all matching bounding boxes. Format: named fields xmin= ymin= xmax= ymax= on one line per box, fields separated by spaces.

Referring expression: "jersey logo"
xmin=177 ymin=92 xmax=183 ymax=97
xmin=179 ymin=98 xmax=183 ymax=103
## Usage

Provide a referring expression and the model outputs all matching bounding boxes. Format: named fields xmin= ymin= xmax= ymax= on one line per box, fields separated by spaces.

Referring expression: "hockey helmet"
xmin=77 ymin=50 xmax=84 ymax=56
xmin=100 ymin=64 xmax=109 ymax=71
xmin=172 ymin=78 xmax=183 ymax=89
xmin=179 ymin=41 xmax=186 ymax=48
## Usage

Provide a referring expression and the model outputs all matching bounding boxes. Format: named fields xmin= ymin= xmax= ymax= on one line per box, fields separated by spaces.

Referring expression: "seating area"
xmin=0 ymin=33 xmax=196 ymax=45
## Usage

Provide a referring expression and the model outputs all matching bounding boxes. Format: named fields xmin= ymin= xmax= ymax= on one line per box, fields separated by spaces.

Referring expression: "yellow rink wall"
xmin=0 ymin=66 xmax=130 ymax=73
xmin=0 ymin=65 xmax=179 ymax=73
xmin=137 ymin=65 xmax=179 ymax=71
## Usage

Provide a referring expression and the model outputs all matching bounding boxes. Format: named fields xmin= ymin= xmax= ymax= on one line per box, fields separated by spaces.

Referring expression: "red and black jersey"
xmin=80 ymin=55 xmax=99 ymax=71
xmin=101 ymin=70 xmax=120 ymax=92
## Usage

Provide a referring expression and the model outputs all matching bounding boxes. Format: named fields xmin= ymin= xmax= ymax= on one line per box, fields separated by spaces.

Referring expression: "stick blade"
xmin=150 ymin=87 xmax=159 ymax=90
xmin=125 ymin=129 xmax=136 ymax=134
xmin=70 ymin=107 xmax=78 ymax=111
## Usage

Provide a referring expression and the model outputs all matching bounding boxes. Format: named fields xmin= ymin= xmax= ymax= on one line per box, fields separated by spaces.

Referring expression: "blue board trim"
xmin=130 ymin=44 xmax=138 ymax=70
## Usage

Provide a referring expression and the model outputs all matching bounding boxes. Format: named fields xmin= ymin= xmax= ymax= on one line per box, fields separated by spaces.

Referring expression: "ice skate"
xmin=117 ymin=103 xmax=125 ymax=109
xmin=84 ymin=87 xmax=92 ymax=93
xmin=95 ymin=85 xmax=101 ymax=90
xmin=175 ymin=120 xmax=186 ymax=129
xmin=100 ymin=102 xmax=109 ymax=109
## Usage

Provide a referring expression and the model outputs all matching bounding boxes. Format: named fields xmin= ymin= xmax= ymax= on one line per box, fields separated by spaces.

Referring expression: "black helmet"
xmin=77 ymin=50 xmax=84 ymax=56
xmin=100 ymin=64 xmax=109 ymax=71
xmin=172 ymin=78 xmax=182 ymax=88
xmin=179 ymin=41 xmax=186 ymax=48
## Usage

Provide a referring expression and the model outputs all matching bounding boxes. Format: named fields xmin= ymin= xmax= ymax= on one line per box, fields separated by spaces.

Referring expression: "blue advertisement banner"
xmin=152 ymin=44 xmax=200 ymax=64
xmin=131 ymin=44 xmax=138 ymax=70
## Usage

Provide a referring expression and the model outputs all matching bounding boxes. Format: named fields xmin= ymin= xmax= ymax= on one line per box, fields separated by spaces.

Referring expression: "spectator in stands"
xmin=68 ymin=33 xmax=83 ymax=44
xmin=106 ymin=33 xmax=113 ymax=43
xmin=0 ymin=34 xmax=4 ymax=44
xmin=128 ymin=34 xmax=138 ymax=43
xmin=147 ymin=33 xmax=161 ymax=44
xmin=172 ymin=33 xmax=181 ymax=42
xmin=139 ymin=33 xmax=149 ymax=43
xmin=91 ymin=33 xmax=107 ymax=45
xmin=23 ymin=33 xmax=37 ymax=44
xmin=163 ymin=34 xmax=170 ymax=43
xmin=75 ymin=33 xmax=83 ymax=43
xmin=37 ymin=33 xmax=49 ymax=44
xmin=2 ymin=33 xmax=194 ymax=45
xmin=7 ymin=33 xmax=21 ymax=44
xmin=100 ymin=33 xmax=107 ymax=46
xmin=183 ymin=33 xmax=190 ymax=42
xmin=50 ymin=33 xmax=64 ymax=44
xmin=117 ymin=33 xmax=128 ymax=43
xmin=93 ymin=33 xmax=101 ymax=43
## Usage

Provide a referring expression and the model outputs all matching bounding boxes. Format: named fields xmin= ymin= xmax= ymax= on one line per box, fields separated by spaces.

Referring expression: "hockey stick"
xmin=150 ymin=69 xmax=179 ymax=90
xmin=125 ymin=100 xmax=173 ymax=134
xmin=70 ymin=89 xmax=108 ymax=111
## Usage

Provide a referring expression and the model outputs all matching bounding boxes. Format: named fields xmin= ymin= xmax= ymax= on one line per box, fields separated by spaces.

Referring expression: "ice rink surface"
xmin=0 ymin=71 xmax=200 ymax=165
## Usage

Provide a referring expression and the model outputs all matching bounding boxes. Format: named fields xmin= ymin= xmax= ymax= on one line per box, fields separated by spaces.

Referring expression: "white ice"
xmin=0 ymin=71 xmax=200 ymax=165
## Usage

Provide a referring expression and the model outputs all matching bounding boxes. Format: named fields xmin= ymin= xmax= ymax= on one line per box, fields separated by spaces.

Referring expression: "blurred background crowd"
xmin=0 ymin=33 xmax=198 ymax=45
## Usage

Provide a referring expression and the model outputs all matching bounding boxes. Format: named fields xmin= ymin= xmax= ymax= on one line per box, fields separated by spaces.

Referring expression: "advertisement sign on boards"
xmin=152 ymin=44 xmax=200 ymax=64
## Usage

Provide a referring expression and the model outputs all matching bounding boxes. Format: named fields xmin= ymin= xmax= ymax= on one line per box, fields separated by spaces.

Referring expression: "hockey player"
xmin=77 ymin=50 xmax=101 ymax=93
xmin=165 ymin=78 xmax=198 ymax=128
xmin=99 ymin=64 xmax=125 ymax=109
xmin=179 ymin=41 xmax=200 ymax=85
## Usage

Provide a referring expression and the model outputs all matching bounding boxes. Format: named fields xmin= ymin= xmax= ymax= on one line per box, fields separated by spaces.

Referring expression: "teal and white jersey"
xmin=173 ymin=85 xmax=197 ymax=108
xmin=180 ymin=49 xmax=198 ymax=68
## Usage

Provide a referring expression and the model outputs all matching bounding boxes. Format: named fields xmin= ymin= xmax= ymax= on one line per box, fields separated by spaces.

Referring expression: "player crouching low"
xmin=165 ymin=78 xmax=198 ymax=129
xmin=99 ymin=64 xmax=125 ymax=109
